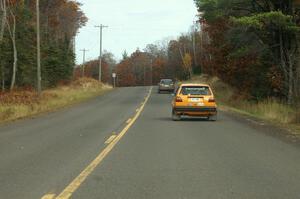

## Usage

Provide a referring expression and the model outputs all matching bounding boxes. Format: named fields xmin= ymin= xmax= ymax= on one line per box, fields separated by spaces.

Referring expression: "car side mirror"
xmin=171 ymin=93 xmax=175 ymax=97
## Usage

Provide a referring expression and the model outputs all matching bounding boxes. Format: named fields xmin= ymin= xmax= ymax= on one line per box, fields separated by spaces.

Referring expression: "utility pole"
xmin=95 ymin=24 xmax=108 ymax=82
xmin=36 ymin=0 xmax=41 ymax=95
xmin=150 ymin=59 xmax=153 ymax=86
xmin=80 ymin=49 xmax=88 ymax=77
xmin=144 ymin=65 xmax=146 ymax=86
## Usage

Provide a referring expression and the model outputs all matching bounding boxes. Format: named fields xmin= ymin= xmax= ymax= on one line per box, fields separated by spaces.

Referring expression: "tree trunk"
xmin=36 ymin=0 xmax=42 ymax=94
xmin=179 ymin=47 xmax=185 ymax=66
xmin=279 ymin=29 xmax=291 ymax=103
xmin=1 ymin=63 xmax=4 ymax=92
xmin=6 ymin=12 xmax=17 ymax=91
xmin=10 ymin=30 xmax=17 ymax=91
xmin=0 ymin=0 xmax=6 ymax=41
xmin=0 ymin=0 xmax=7 ymax=91
xmin=287 ymin=55 xmax=294 ymax=105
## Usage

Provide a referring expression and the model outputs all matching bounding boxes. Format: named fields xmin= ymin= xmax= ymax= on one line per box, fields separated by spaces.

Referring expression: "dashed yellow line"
xmin=105 ymin=135 xmax=117 ymax=144
xmin=126 ymin=118 xmax=132 ymax=124
xmin=47 ymin=87 xmax=152 ymax=199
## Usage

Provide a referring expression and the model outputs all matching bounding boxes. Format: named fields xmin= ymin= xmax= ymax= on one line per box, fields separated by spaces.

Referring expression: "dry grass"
xmin=184 ymin=75 xmax=299 ymax=129
xmin=220 ymin=99 xmax=295 ymax=124
xmin=0 ymin=78 xmax=112 ymax=123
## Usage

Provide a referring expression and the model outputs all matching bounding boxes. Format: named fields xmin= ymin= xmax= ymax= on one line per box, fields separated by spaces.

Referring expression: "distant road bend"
xmin=0 ymin=87 xmax=299 ymax=199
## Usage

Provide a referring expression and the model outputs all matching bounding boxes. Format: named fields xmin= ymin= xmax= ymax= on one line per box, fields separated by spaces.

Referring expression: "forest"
xmin=194 ymin=0 xmax=300 ymax=105
xmin=0 ymin=0 xmax=87 ymax=90
xmin=115 ymin=0 xmax=300 ymax=109
xmin=1 ymin=0 xmax=300 ymax=108
xmin=115 ymin=35 xmax=201 ymax=87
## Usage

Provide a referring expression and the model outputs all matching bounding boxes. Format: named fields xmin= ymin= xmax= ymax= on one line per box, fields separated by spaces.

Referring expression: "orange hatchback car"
xmin=171 ymin=84 xmax=217 ymax=121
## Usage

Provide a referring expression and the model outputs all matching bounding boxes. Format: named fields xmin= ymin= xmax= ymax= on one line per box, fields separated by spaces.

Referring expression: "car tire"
xmin=172 ymin=109 xmax=181 ymax=121
xmin=208 ymin=114 xmax=217 ymax=121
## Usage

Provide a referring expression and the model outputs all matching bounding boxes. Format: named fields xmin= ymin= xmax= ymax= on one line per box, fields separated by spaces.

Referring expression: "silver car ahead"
xmin=158 ymin=79 xmax=175 ymax=93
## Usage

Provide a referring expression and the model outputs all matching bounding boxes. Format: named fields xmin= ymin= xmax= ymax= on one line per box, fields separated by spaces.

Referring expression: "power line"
xmin=95 ymin=24 xmax=108 ymax=82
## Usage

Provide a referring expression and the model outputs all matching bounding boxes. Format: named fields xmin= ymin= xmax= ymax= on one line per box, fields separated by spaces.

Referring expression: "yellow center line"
xmin=126 ymin=118 xmax=132 ymax=124
xmin=41 ymin=194 xmax=56 ymax=199
xmin=51 ymin=87 xmax=152 ymax=199
xmin=104 ymin=135 xmax=117 ymax=144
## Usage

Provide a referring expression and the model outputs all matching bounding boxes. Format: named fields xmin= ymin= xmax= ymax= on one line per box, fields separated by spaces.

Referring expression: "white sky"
xmin=76 ymin=0 xmax=198 ymax=63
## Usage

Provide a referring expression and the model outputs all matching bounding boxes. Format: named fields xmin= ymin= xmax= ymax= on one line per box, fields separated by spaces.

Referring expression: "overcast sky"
xmin=76 ymin=0 xmax=198 ymax=63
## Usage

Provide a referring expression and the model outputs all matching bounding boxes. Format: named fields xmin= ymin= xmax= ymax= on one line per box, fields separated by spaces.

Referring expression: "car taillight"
xmin=175 ymin=96 xmax=183 ymax=102
xmin=209 ymin=98 xmax=216 ymax=102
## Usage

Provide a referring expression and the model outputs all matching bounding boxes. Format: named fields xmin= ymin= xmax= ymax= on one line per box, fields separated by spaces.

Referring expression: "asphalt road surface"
xmin=0 ymin=87 xmax=300 ymax=199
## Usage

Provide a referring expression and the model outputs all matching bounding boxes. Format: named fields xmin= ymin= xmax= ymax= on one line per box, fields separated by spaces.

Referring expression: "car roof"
xmin=180 ymin=83 xmax=210 ymax=87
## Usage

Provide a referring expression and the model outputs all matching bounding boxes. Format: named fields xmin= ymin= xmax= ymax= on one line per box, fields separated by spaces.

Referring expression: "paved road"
xmin=0 ymin=87 xmax=300 ymax=199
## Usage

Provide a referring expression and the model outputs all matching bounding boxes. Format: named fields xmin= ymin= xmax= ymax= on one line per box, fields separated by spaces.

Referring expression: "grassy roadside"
xmin=0 ymin=78 xmax=112 ymax=123
xmin=184 ymin=75 xmax=300 ymax=136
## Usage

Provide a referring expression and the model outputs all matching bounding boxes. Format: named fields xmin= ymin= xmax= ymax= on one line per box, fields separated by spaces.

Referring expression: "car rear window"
xmin=181 ymin=86 xmax=211 ymax=95
xmin=161 ymin=79 xmax=173 ymax=84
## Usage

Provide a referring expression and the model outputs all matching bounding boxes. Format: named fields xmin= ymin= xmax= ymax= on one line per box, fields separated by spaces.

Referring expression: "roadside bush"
xmin=0 ymin=78 xmax=111 ymax=123
xmin=187 ymin=75 xmax=297 ymax=125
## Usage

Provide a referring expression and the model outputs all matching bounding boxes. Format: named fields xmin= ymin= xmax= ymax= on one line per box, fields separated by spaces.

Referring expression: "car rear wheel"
xmin=172 ymin=109 xmax=181 ymax=121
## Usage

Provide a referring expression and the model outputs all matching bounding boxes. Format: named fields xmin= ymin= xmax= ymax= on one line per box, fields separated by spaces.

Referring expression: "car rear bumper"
xmin=174 ymin=106 xmax=217 ymax=115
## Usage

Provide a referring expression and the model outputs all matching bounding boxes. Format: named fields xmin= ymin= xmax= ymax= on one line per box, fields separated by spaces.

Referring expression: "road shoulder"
xmin=220 ymin=106 xmax=300 ymax=146
xmin=0 ymin=85 xmax=113 ymax=127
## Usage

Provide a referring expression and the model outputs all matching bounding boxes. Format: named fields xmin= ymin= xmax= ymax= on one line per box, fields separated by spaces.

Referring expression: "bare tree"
xmin=6 ymin=7 xmax=17 ymax=91
xmin=36 ymin=0 xmax=41 ymax=94
xmin=0 ymin=0 xmax=7 ymax=91
xmin=0 ymin=0 xmax=6 ymax=40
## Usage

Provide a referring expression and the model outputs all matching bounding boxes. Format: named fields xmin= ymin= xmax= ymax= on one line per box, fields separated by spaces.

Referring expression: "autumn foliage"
xmin=74 ymin=60 xmax=111 ymax=84
xmin=195 ymin=0 xmax=300 ymax=104
xmin=0 ymin=89 xmax=44 ymax=105
xmin=0 ymin=0 xmax=87 ymax=90
xmin=115 ymin=49 xmax=176 ymax=87
xmin=0 ymin=78 xmax=104 ymax=106
xmin=115 ymin=39 xmax=196 ymax=87
xmin=0 ymin=78 xmax=111 ymax=122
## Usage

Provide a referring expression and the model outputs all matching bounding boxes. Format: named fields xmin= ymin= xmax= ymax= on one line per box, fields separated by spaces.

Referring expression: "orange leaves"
xmin=182 ymin=53 xmax=192 ymax=70
xmin=41 ymin=0 xmax=87 ymax=40
xmin=115 ymin=50 xmax=155 ymax=87
xmin=0 ymin=89 xmax=54 ymax=105
xmin=72 ymin=77 xmax=104 ymax=89
xmin=74 ymin=60 xmax=110 ymax=83
xmin=6 ymin=0 xmax=20 ymax=6
xmin=116 ymin=59 xmax=136 ymax=87
xmin=267 ymin=65 xmax=284 ymax=93
xmin=0 ymin=78 xmax=104 ymax=106
xmin=152 ymin=57 xmax=167 ymax=84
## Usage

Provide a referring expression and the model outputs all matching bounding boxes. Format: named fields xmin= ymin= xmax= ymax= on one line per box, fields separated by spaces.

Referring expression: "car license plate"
xmin=189 ymin=98 xmax=201 ymax=102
